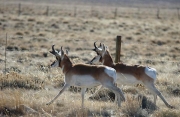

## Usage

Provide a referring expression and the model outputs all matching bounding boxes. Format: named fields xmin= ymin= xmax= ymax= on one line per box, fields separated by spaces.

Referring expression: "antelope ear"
xmin=61 ymin=50 xmax=64 ymax=55
xmin=99 ymin=43 xmax=102 ymax=47
xmin=105 ymin=46 xmax=108 ymax=50
xmin=60 ymin=46 xmax=64 ymax=55
xmin=102 ymin=44 xmax=106 ymax=51
xmin=66 ymin=50 xmax=68 ymax=55
xmin=99 ymin=43 xmax=104 ymax=49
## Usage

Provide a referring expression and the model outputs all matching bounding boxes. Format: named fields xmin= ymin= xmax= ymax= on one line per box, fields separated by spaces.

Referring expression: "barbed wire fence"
xmin=0 ymin=2 xmax=180 ymax=19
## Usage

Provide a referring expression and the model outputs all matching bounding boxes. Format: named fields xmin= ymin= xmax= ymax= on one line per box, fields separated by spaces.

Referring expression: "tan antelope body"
xmin=90 ymin=42 xmax=173 ymax=108
xmin=46 ymin=45 xmax=125 ymax=108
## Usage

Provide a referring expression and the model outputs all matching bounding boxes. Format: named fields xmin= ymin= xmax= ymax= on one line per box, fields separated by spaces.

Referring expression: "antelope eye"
xmin=56 ymin=57 xmax=58 ymax=60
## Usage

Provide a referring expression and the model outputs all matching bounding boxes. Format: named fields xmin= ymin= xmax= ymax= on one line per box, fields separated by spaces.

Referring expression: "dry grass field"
xmin=0 ymin=1 xmax=180 ymax=117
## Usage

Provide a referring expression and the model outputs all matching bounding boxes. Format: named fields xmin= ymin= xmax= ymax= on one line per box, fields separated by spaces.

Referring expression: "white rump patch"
xmin=145 ymin=67 xmax=157 ymax=80
xmin=104 ymin=66 xmax=117 ymax=81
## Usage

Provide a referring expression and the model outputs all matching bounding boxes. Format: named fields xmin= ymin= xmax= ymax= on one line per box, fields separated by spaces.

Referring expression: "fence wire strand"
xmin=0 ymin=2 xmax=179 ymax=19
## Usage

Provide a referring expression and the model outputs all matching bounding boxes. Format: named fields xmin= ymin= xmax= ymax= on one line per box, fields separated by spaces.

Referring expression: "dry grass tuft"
xmin=154 ymin=109 xmax=180 ymax=117
xmin=88 ymin=88 xmax=115 ymax=102
xmin=0 ymin=90 xmax=24 ymax=116
xmin=0 ymin=72 xmax=44 ymax=90
xmin=121 ymin=94 xmax=142 ymax=117
xmin=65 ymin=108 xmax=92 ymax=117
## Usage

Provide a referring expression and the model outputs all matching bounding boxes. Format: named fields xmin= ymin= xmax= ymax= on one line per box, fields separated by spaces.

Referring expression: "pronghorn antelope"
xmin=46 ymin=45 xmax=125 ymax=108
xmin=90 ymin=42 xmax=173 ymax=108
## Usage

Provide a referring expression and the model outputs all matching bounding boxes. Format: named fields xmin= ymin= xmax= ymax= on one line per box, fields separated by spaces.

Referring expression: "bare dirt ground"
xmin=0 ymin=1 xmax=180 ymax=117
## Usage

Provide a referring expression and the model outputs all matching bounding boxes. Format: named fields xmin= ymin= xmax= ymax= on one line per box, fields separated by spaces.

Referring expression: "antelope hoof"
xmin=46 ymin=102 xmax=52 ymax=105
xmin=168 ymin=105 xmax=175 ymax=109
xmin=120 ymin=96 xmax=125 ymax=102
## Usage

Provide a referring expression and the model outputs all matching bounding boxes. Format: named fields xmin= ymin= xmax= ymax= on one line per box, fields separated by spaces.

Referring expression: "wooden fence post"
xmin=177 ymin=8 xmax=180 ymax=20
xmin=18 ymin=3 xmax=21 ymax=16
xmin=114 ymin=8 xmax=117 ymax=19
xmin=5 ymin=33 xmax=7 ymax=74
xmin=157 ymin=8 xmax=160 ymax=19
xmin=137 ymin=7 xmax=140 ymax=18
xmin=46 ymin=6 xmax=49 ymax=16
xmin=115 ymin=36 xmax=121 ymax=63
xmin=91 ymin=7 xmax=93 ymax=17
xmin=74 ymin=7 xmax=77 ymax=17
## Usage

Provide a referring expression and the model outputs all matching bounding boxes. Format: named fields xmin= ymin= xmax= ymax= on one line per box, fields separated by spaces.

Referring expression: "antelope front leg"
xmin=81 ymin=88 xmax=86 ymax=108
xmin=46 ymin=84 xmax=70 ymax=105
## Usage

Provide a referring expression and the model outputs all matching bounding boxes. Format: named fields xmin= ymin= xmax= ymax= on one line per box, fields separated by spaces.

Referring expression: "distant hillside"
xmin=65 ymin=0 xmax=180 ymax=8
xmin=77 ymin=0 xmax=180 ymax=5
xmin=1 ymin=0 xmax=180 ymax=8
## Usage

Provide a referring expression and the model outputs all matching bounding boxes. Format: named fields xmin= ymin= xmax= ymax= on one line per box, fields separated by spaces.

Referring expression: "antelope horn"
xmin=94 ymin=41 xmax=98 ymax=49
xmin=50 ymin=45 xmax=57 ymax=55
xmin=52 ymin=45 xmax=55 ymax=52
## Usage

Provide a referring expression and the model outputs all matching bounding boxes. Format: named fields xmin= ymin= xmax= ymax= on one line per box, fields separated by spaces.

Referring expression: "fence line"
xmin=123 ymin=57 xmax=180 ymax=63
xmin=0 ymin=2 xmax=179 ymax=19
xmin=0 ymin=39 xmax=179 ymax=75
xmin=2 ymin=50 xmax=179 ymax=64
xmin=0 ymin=34 xmax=179 ymax=51
xmin=0 ymin=34 xmax=179 ymax=64
xmin=0 ymin=2 xmax=179 ymax=10
xmin=122 ymin=43 xmax=180 ymax=50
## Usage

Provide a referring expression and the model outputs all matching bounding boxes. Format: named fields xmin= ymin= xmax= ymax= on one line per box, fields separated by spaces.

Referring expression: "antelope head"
xmin=92 ymin=42 xmax=103 ymax=55
xmin=91 ymin=42 xmax=108 ymax=64
xmin=49 ymin=45 xmax=68 ymax=67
